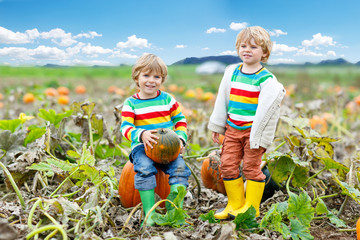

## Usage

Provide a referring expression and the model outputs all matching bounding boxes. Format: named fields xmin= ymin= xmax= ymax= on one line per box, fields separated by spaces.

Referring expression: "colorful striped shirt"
xmin=227 ymin=64 xmax=274 ymax=130
xmin=120 ymin=90 xmax=187 ymax=149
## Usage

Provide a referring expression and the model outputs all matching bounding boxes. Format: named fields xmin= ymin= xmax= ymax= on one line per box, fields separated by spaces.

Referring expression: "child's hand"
xmin=141 ymin=130 xmax=159 ymax=150
xmin=212 ymin=132 xmax=221 ymax=144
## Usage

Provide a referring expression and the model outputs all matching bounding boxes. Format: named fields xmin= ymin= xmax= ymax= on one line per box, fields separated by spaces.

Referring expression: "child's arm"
xmin=120 ymin=100 xmax=146 ymax=144
xmin=208 ymin=64 xmax=237 ymax=135
xmin=169 ymin=97 xmax=188 ymax=147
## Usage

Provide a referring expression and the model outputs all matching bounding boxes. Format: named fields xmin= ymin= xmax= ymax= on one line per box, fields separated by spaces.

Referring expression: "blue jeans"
xmin=129 ymin=144 xmax=191 ymax=191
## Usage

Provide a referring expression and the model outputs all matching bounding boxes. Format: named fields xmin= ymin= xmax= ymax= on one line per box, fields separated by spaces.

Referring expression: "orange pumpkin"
xmin=0 ymin=93 xmax=4 ymax=100
xmin=45 ymin=88 xmax=58 ymax=97
xmin=58 ymin=95 xmax=69 ymax=105
xmin=108 ymin=85 xmax=118 ymax=93
xmin=355 ymin=95 xmax=360 ymax=106
xmin=218 ymin=134 xmax=225 ymax=145
xmin=357 ymin=217 xmax=360 ymax=240
xmin=57 ymin=86 xmax=70 ymax=96
xmin=145 ymin=128 xmax=181 ymax=164
xmin=201 ymin=150 xmax=226 ymax=195
xmin=118 ymin=161 xmax=171 ymax=208
xmin=23 ymin=93 xmax=35 ymax=104
xmin=310 ymin=115 xmax=328 ymax=134
xmin=75 ymin=85 xmax=86 ymax=94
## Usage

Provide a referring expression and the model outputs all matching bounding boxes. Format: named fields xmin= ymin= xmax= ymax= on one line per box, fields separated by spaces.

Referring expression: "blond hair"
xmin=132 ymin=53 xmax=168 ymax=85
xmin=235 ymin=26 xmax=272 ymax=63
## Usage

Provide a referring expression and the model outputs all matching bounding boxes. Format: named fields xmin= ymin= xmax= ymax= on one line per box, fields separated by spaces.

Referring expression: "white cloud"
xmin=272 ymin=42 xmax=298 ymax=56
xmin=218 ymin=50 xmax=237 ymax=56
xmin=0 ymin=47 xmax=32 ymax=60
xmin=29 ymin=45 xmax=67 ymax=59
xmin=71 ymin=59 xmax=113 ymax=66
xmin=66 ymin=42 xmax=85 ymax=55
xmin=0 ymin=27 xmax=103 ymax=47
xmin=0 ymin=26 xmax=37 ymax=44
xmin=302 ymin=33 xmax=336 ymax=47
xmin=326 ymin=50 xmax=336 ymax=57
xmin=82 ymin=43 xmax=112 ymax=57
xmin=116 ymin=35 xmax=151 ymax=49
xmin=0 ymin=45 xmax=67 ymax=61
xmin=206 ymin=27 xmax=226 ymax=34
xmin=202 ymin=47 xmax=209 ymax=50
xmin=295 ymin=48 xmax=323 ymax=57
xmin=74 ymin=31 xmax=102 ymax=39
xmin=175 ymin=45 xmax=186 ymax=48
xmin=268 ymin=58 xmax=295 ymax=64
xmin=229 ymin=22 xmax=248 ymax=31
xmin=269 ymin=29 xmax=287 ymax=37
xmin=111 ymin=50 xmax=138 ymax=59
xmin=40 ymin=28 xmax=77 ymax=46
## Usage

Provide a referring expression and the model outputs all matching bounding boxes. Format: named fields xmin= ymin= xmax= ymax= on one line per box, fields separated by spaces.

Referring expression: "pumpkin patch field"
xmin=0 ymin=64 xmax=360 ymax=240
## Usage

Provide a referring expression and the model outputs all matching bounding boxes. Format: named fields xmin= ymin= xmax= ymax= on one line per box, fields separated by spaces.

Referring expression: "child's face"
xmin=136 ymin=71 xmax=163 ymax=99
xmin=238 ymin=38 xmax=266 ymax=67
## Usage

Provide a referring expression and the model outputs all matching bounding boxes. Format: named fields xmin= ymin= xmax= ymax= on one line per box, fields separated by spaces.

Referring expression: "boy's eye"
xmin=154 ymin=76 xmax=160 ymax=79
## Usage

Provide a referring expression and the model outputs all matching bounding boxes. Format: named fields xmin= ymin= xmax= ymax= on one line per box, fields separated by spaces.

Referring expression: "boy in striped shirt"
xmin=120 ymin=53 xmax=191 ymax=226
xmin=208 ymin=26 xmax=286 ymax=219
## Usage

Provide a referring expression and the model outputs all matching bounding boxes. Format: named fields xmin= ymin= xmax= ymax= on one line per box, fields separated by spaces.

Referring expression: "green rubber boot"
xmin=139 ymin=189 xmax=155 ymax=226
xmin=166 ymin=184 xmax=186 ymax=210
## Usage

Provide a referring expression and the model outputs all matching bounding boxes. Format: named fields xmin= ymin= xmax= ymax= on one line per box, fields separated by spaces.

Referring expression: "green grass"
xmin=1 ymin=65 xmax=360 ymax=99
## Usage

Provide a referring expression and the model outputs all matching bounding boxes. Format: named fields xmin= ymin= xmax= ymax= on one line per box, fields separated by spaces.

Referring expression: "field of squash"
xmin=0 ymin=65 xmax=360 ymax=239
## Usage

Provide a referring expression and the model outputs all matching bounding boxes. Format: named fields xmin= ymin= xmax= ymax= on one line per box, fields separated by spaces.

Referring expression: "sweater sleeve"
xmin=208 ymin=64 xmax=237 ymax=134
xmin=169 ymin=95 xmax=188 ymax=143
xmin=120 ymin=98 xmax=145 ymax=144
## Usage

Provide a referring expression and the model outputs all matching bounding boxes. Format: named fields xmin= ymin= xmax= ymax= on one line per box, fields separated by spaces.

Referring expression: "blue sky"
xmin=0 ymin=0 xmax=359 ymax=66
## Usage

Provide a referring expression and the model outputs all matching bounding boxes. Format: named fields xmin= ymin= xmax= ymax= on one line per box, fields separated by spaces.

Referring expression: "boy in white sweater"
xmin=208 ymin=26 xmax=285 ymax=219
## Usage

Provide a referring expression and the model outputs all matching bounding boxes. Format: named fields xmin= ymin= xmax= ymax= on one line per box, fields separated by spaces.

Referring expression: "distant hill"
xmin=172 ymin=56 xmax=358 ymax=67
xmin=172 ymin=55 xmax=241 ymax=65
xmin=318 ymin=58 xmax=351 ymax=65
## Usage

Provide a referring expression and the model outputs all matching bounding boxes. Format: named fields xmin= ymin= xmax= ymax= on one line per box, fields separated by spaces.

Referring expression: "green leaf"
xmin=152 ymin=208 xmax=188 ymax=227
xmin=289 ymin=218 xmax=314 ymax=240
xmin=91 ymin=114 xmax=104 ymax=137
xmin=199 ymin=210 xmax=220 ymax=223
xmin=292 ymin=166 xmax=309 ymax=187
xmin=327 ymin=211 xmax=346 ymax=227
xmin=233 ymin=206 xmax=259 ymax=230
xmin=27 ymin=162 xmax=55 ymax=177
xmin=336 ymin=180 xmax=360 ymax=204
xmin=288 ymin=192 xmax=314 ymax=227
xmin=268 ymin=155 xmax=296 ymax=185
xmin=79 ymin=144 xmax=95 ymax=166
xmin=315 ymin=198 xmax=328 ymax=215
xmin=67 ymin=150 xmax=81 ymax=159
xmin=27 ymin=158 xmax=75 ymax=177
xmin=260 ymin=202 xmax=286 ymax=233
xmin=38 ymin=109 xmax=73 ymax=127
xmin=166 ymin=185 xmax=186 ymax=211
xmin=81 ymin=102 xmax=96 ymax=117
xmin=320 ymin=156 xmax=349 ymax=172
xmin=0 ymin=119 xmax=22 ymax=133
xmin=24 ymin=127 xmax=46 ymax=146
xmin=75 ymin=164 xmax=103 ymax=186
